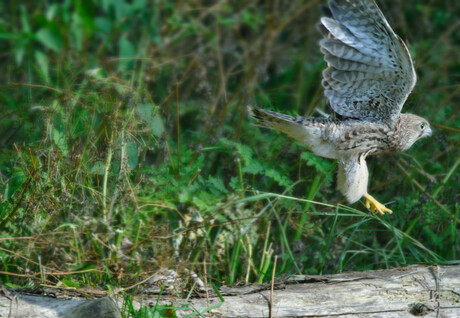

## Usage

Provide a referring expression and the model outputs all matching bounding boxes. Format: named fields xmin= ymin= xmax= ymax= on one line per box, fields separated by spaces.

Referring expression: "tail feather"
xmin=247 ymin=106 xmax=339 ymax=159
xmin=247 ymin=106 xmax=318 ymax=146
xmin=247 ymin=106 xmax=299 ymax=134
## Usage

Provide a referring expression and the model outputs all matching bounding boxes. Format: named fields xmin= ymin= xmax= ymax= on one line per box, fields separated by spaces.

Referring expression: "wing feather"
xmin=320 ymin=0 xmax=416 ymax=123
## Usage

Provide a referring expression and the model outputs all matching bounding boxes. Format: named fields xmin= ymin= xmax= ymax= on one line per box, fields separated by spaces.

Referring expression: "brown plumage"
xmin=249 ymin=0 xmax=432 ymax=214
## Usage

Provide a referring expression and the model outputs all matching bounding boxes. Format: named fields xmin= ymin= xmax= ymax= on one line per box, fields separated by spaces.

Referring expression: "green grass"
xmin=0 ymin=0 xmax=459 ymax=316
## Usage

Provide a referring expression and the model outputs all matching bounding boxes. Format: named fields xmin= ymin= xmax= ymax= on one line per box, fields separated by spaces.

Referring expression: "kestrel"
xmin=249 ymin=0 xmax=432 ymax=214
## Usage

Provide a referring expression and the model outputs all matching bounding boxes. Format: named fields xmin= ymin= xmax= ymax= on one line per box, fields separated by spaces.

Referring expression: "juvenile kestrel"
xmin=249 ymin=0 xmax=432 ymax=214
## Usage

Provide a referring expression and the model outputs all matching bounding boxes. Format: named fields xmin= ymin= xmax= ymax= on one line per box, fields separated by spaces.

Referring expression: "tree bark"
xmin=201 ymin=264 xmax=460 ymax=317
xmin=1 ymin=265 xmax=459 ymax=317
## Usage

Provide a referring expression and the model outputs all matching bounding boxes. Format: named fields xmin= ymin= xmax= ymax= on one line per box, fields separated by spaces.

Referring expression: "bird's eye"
xmin=420 ymin=123 xmax=425 ymax=130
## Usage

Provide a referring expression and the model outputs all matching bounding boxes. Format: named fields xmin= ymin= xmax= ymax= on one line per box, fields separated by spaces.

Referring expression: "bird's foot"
xmin=363 ymin=193 xmax=392 ymax=215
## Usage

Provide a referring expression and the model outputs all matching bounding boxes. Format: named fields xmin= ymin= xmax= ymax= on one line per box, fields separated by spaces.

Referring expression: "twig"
xmin=204 ymin=259 xmax=210 ymax=310
xmin=270 ymin=255 xmax=278 ymax=318
xmin=102 ymin=132 xmax=114 ymax=222
xmin=114 ymin=269 xmax=164 ymax=293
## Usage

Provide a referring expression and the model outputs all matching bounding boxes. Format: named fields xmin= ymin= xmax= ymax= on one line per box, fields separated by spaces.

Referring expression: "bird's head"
xmin=398 ymin=113 xmax=432 ymax=151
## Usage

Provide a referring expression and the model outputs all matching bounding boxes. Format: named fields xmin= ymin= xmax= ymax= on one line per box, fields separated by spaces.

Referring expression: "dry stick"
xmin=0 ymin=271 xmax=35 ymax=278
xmin=244 ymin=235 xmax=252 ymax=284
xmin=159 ymin=58 xmax=197 ymax=108
xmin=204 ymin=259 xmax=211 ymax=311
xmin=42 ymin=268 xmax=102 ymax=276
xmin=39 ymin=284 xmax=108 ymax=296
xmin=432 ymin=122 xmax=460 ymax=134
xmin=10 ymin=82 xmax=64 ymax=94
xmin=114 ymin=269 xmax=165 ymax=294
xmin=270 ymin=255 xmax=278 ymax=318
xmin=0 ymin=236 xmax=37 ymax=242
xmin=0 ymin=247 xmax=40 ymax=266
xmin=102 ymin=132 xmax=113 ymax=222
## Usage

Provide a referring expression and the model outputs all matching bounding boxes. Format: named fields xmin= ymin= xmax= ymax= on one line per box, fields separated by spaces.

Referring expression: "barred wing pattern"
xmin=320 ymin=0 xmax=416 ymax=124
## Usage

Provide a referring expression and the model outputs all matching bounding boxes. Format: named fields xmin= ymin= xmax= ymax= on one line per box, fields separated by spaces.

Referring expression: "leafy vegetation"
xmin=0 ymin=0 xmax=459 ymax=315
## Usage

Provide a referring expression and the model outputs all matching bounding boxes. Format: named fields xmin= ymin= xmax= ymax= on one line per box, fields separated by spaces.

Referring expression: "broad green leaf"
xmin=126 ymin=141 xmax=138 ymax=170
xmin=265 ymin=168 xmax=291 ymax=188
xmin=4 ymin=171 xmax=26 ymax=201
xmin=178 ymin=189 xmax=190 ymax=203
xmin=52 ymin=126 xmax=69 ymax=155
xmin=207 ymin=176 xmax=228 ymax=194
xmin=94 ymin=17 xmax=112 ymax=33
xmin=151 ymin=115 xmax=164 ymax=137
xmin=242 ymin=161 xmax=263 ymax=175
xmin=192 ymin=196 xmax=210 ymax=210
xmin=61 ymin=279 xmax=79 ymax=288
xmin=20 ymin=6 xmax=31 ymax=33
xmin=45 ymin=4 xmax=58 ymax=20
xmin=118 ymin=36 xmax=135 ymax=70
xmin=15 ymin=40 xmax=26 ymax=65
xmin=90 ymin=161 xmax=106 ymax=175
xmin=71 ymin=13 xmax=84 ymax=51
xmin=137 ymin=103 xmax=151 ymax=118
xmin=137 ymin=103 xmax=164 ymax=137
xmin=34 ymin=50 xmax=49 ymax=82
xmin=36 ymin=28 xmax=62 ymax=52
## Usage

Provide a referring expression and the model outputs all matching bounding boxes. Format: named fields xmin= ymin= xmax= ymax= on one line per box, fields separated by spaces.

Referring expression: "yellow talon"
xmin=363 ymin=193 xmax=392 ymax=215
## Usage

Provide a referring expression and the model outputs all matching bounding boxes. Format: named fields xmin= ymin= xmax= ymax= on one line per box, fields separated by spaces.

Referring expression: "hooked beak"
xmin=426 ymin=127 xmax=432 ymax=137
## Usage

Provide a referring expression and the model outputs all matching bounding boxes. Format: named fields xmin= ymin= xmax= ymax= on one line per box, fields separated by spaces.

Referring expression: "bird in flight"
xmin=249 ymin=0 xmax=432 ymax=214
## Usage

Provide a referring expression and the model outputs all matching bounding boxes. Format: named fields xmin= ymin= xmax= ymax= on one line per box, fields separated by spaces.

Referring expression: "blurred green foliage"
xmin=0 ymin=0 xmax=459 ymax=299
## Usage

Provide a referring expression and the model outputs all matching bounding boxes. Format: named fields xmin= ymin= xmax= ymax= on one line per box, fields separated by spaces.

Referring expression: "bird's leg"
xmin=363 ymin=193 xmax=392 ymax=215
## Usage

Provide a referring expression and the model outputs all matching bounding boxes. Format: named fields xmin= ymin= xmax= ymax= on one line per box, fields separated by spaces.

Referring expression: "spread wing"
xmin=320 ymin=0 xmax=416 ymax=124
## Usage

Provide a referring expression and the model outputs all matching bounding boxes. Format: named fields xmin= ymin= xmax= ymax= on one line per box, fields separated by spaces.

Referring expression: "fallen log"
xmin=1 ymin=265 xmax=459 ymax=317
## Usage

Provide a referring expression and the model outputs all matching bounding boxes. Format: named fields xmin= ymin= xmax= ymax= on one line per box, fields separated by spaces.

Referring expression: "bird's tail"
xmin=247 ymin=106 xmax=300 ymax=135
xmin=248 ymin=106 xmax=337 ymax=159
